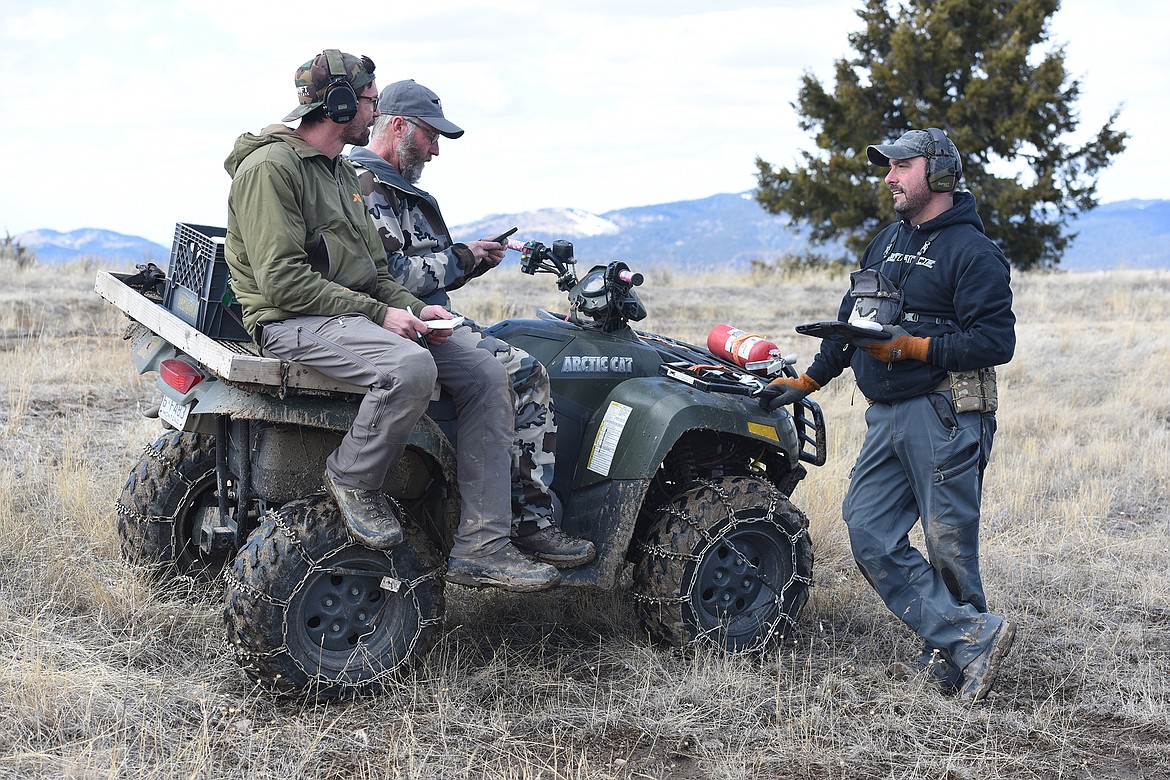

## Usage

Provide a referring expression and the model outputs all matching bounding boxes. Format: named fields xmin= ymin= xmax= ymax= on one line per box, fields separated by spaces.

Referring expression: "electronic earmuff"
xmin=925 ymin=127 xmax=961 ymax=193
xmin=321 ymin=49 xmax=357 ymax=124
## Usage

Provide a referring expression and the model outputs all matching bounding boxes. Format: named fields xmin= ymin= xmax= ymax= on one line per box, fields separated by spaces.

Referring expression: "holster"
xmin=938 ymin=367 xmax=998 ymax=413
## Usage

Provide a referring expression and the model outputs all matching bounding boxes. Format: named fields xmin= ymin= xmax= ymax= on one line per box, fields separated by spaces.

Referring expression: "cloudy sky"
xmin=2 ymin=0 xmax=1166 ymax=246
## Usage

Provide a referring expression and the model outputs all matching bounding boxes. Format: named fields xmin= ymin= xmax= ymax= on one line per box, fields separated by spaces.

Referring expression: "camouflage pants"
xmin=452 ymin=325 xmax=558 ymax=530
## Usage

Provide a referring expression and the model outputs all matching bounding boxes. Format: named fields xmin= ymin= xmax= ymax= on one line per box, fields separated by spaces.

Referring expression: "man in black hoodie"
xmin=765 ymin=128 xmax=1016 ymax=701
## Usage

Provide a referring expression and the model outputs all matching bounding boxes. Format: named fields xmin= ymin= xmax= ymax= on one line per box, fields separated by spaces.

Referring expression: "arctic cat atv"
xmin=96 ymin=226 xmax=826 ymax=697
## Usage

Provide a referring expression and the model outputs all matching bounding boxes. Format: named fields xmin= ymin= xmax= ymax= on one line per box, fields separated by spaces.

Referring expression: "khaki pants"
xmin=262 ymin=314 xmax=515 ymax=559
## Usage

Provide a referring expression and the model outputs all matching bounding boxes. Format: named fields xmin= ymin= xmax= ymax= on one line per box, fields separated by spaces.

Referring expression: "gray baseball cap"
xmin=866 ymin=128 xmax=960 ymax=169
xmin=378 ymin=80 xmax=464 ymax=138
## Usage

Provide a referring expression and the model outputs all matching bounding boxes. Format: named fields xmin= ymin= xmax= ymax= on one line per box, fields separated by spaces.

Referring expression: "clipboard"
xmin=795 ymin=321 xmax=892 ymax=344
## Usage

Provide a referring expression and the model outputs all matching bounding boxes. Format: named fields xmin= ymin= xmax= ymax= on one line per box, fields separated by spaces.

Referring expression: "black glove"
xmin=758 ymin=373 xmax=821 ymax=412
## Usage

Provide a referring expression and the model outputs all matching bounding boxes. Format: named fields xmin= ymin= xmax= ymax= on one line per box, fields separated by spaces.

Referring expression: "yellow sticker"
xmin=747 ymin=421 xmax=780 ymax=442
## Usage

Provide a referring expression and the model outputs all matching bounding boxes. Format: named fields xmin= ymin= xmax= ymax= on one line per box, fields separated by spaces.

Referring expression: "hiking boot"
xmin=445 ymin=542 xmax=562 ymax=592
xmin=959 ymin=619 xmax=1017 ymax=701
xmin=512 ymin=524 xmax=597 ymax=568
xmin=323 ymin=469 xmax=403 ymax=550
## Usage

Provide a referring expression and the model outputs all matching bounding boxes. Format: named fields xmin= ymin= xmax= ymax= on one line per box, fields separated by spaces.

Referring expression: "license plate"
xmin=159 ymin=395 xmax=191 ymax=430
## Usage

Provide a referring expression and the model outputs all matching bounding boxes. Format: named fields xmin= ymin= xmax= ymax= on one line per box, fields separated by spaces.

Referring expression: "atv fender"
xmin=572 ymin=376 xmax=802 ymax=487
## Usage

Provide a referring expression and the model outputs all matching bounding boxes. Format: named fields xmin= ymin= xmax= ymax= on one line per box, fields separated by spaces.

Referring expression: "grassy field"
xmin=1 ymin=256 xmax=1167 ymax=779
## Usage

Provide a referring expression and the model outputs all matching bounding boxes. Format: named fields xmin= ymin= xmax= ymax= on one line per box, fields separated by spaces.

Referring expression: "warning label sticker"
xmin=587 ymin=401 xmax=633 ymax=476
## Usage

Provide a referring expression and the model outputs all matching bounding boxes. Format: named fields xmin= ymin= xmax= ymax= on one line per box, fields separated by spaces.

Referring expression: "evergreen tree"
xmin=754 ymin=0 xmax=1127 ymax=271
xmin=1 ymin=233 xmax=37 ymax=269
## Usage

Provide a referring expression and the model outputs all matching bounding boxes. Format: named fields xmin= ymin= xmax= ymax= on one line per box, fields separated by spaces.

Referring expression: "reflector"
xmin=160 ymin=359 xmax=203 ymax=394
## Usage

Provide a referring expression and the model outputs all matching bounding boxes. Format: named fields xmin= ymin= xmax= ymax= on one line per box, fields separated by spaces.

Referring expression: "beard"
xmin=395 ymin=133 xmax=428 ymax=184
xmin=892 ymin=179 xmax=931 ymax=221
xmin=340 ymin=120 xmax=372 ymax=148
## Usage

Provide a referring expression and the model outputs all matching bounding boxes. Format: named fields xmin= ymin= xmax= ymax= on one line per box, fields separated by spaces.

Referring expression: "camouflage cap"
xmin=866 ymin=128 xmax=960 ymax=169
xmin=283 ymin=49 xmax=375 ymax=122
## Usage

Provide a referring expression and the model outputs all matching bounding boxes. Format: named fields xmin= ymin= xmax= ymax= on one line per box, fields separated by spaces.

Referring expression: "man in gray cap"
xmin=762 ymin=127 xmax=1017 ymax=701
xmin=224 ymin=52 xmax=561 ymax=592
xmin=349 ymin=80 xmax=596 ymax=571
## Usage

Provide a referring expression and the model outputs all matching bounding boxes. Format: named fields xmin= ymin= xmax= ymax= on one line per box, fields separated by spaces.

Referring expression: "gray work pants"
xmin=448 ymin=323 xmax=558 ymax=530
xmin=842 ymin=392 xmax=1002 ymax=679
xmin=261 ymin=314 xmax=514 ymax=560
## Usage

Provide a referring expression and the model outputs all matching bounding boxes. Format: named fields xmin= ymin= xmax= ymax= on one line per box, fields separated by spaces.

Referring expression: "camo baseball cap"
xmin=866 ymin=128 xmax=960 ymax=169
xmin=378 ymin=80 xmax=464 ymax=138
xmin=283 ymin=49 xmax=376 ymax=122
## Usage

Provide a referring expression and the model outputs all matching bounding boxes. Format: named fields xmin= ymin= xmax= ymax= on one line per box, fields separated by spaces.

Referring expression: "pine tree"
xmin=754 ymin=0 xmax=1127 ymax=271
xmin=1 ymin=233 xmax=37 ymax=269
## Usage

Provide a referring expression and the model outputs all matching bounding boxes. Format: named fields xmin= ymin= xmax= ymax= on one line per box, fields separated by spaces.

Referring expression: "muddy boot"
xmin=323 ymin=469 xmax=403 ymax=550
xmin=445 ymin=542 xmax=562 ymax=592
xmin=959 ymin=618 xmax=1017 ymax=701
xmin=512 ymin=523 xmax=596 ymax=568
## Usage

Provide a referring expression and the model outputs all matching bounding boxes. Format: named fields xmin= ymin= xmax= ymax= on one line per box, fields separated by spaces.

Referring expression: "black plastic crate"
xmin=163 ymin=223 xmax=250 ymax=342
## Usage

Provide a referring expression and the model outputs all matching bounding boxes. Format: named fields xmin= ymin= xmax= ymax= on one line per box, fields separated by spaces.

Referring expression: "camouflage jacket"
xmin=223 ymin=125 xmax=425 ymax=336
xmin=348 ymin=146 xmax=476 ymax=308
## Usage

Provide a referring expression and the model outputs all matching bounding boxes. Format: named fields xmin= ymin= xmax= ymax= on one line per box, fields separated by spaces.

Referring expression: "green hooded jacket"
xmin=223 ymin=124 xmax=425 ymax=336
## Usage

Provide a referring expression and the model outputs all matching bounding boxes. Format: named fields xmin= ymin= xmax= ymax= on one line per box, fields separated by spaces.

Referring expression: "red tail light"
xmin=160 ymin=359 xmax=203 ymax=394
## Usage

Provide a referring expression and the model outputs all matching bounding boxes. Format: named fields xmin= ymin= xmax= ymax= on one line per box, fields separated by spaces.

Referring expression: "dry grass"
xmin=1 ymin=256 xmax=1168 ymax=779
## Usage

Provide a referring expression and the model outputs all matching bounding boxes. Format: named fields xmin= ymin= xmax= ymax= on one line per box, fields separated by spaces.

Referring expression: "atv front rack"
xmin=658 ymin=362 xmax=827 ymax=467
xmin=659 ymin=361 xmax=758 ymax=395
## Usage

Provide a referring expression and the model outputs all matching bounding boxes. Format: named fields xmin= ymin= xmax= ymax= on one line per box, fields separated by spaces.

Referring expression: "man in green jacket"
xmin=224 ymin=49 xmax=560 ymax=592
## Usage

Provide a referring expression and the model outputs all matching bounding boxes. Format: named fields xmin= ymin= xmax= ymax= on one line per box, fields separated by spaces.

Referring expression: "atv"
xmin=96 ymin=228 xmax=826 ymax=697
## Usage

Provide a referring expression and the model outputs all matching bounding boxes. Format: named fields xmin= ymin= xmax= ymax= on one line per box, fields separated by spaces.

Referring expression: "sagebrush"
xmin=0 ymin=260 xmax=1167 ymax=779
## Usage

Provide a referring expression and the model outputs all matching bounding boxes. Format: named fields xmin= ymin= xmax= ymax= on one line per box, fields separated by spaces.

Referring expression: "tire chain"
xmin=117 ymin=433 xmax=222 ymax=574
xmin=115 ymin=438 xmax=194 ymax=527
xmin=633 ymin=477 xmax=809 ymax=647
xmin=225 ymin=502 xmax=445 ymax=690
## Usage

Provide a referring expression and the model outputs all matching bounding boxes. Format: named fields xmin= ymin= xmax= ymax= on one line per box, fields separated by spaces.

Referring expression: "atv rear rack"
xmin=94 ymin=270 xmax=363 ymax=394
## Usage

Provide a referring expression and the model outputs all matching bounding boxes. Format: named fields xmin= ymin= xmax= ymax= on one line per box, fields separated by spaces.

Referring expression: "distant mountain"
xmin=454 ymin=194 xmax=1170 ymax=272
xmin=15 ymin=195 xmax=1170 ymax=271
xmin=454 ymin=193 xmax=833 ymax=270
xmin=1052 ymin=199 xmax=1170 ymax=271
xmin=14 ymin=228 xmax=169 ymax=265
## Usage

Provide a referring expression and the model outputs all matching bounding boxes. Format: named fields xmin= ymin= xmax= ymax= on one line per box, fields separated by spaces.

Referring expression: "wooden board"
xmin=94 ymin=271 xmax=365 ymax=394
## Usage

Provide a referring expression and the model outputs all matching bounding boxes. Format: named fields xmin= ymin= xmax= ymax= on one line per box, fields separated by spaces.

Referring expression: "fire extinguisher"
xmin=707 ymin=324 xmax=780 ymax=369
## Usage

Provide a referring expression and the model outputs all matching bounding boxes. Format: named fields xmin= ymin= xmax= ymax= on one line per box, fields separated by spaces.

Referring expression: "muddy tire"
xmin=115 ymin=431 xmax=231 ymax=580
xmin=224 ymin=493 xmax=445 ymax=698
xmin=633 ymin=475 xmax=813 ymax=653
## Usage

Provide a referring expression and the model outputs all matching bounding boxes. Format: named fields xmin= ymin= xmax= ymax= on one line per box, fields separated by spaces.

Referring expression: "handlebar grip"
xmin=619 ymin=270 xmax=644 ymax=286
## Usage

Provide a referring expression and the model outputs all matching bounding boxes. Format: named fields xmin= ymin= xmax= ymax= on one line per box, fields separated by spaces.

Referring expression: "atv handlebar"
xmin=517 ymin=239 xmax=579 ymax=291
xmin=516 ymin=238 xmax=647 ymax=331
xmin=617 ymin=268 xmax=643 ymax=286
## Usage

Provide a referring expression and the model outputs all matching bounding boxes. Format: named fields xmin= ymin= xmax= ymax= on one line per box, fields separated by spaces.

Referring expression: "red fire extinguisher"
xmin=707 ymin=324 xmax=780 ymax=369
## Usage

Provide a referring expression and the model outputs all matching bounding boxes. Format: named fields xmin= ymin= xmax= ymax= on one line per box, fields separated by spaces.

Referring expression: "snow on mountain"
xmin=457 ymin=207 xmax=620 ymax=240
xmin=13 ymin=195 xmax=1169 ymax=271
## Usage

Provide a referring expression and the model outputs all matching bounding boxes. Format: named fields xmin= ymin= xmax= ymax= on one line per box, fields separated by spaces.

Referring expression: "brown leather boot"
xmin=512 ymin=524 xmax=596 ymax=568
xmin=323 ymin=469 xmax=403 ymax=550
xmin=445 ymin=542 xmax=562 ymax=592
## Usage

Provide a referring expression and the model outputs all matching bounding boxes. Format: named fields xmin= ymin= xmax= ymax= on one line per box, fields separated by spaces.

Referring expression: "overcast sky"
xmin=2 ymin=0 xmax=1166 ymax=246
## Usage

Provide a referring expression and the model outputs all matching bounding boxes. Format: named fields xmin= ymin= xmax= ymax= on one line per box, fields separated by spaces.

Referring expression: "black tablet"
xmin=795 ymin=321 xmax=892 ymax=343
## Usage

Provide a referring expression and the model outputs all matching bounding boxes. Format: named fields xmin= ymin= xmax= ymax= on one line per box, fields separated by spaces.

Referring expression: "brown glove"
xmin=861 ymin=334 xmax=930 ymax=363
xmin=759 ymin=373 xmax=821 ymax=411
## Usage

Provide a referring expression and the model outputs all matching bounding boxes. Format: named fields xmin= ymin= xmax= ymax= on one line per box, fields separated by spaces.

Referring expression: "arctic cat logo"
xmin=560 ymin=355 xmax=635 ymax=373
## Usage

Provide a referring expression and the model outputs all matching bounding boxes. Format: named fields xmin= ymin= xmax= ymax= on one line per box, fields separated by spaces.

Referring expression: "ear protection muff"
xmin=925 ymin=127 xmax=961 ymax=192
xmin=321 ymin=49 xmax=357 ymax=124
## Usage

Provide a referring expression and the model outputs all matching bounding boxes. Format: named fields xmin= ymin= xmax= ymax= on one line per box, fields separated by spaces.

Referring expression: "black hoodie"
xmin=806 ymin=190 xmax=1015 ymax=403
